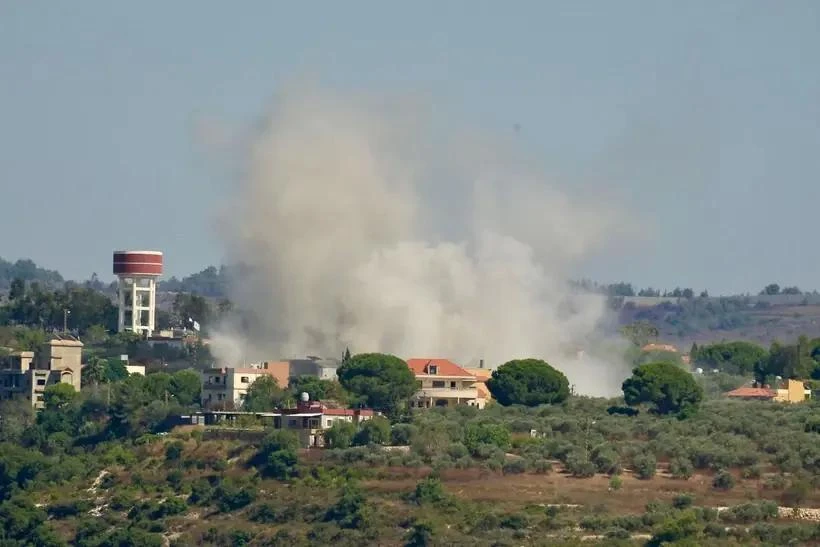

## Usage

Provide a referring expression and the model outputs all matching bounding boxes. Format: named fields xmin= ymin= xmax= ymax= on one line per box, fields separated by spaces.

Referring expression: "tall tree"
xmin=242 ymin=376 xmax=287 ymax=411
xmin=622 ymin=362 xmax=703 ymax=417
xmin=337 ymin=353 xmax=418 ymax=415
xmin=486 ymin=359 xmax=570 ymax=406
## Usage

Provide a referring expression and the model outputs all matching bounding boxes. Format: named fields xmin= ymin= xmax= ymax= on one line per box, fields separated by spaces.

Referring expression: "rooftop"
xmin=726 ymin=386 xmax=777 ymax=398
xmin=406 ymin=358 xmax=474 ymax=378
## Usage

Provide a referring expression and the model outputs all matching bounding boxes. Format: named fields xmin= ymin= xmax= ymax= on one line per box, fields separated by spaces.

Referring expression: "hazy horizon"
xmin=2 ymin=1 xmax=819 ymax=296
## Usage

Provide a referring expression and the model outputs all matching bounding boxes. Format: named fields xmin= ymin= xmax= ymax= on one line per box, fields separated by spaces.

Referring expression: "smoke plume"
xmin=213 ymin=87 xmax=631 ymax=396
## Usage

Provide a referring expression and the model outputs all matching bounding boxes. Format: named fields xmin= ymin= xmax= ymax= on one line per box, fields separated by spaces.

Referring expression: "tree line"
xmin=690 ymin=338 xmax=820 ymax=385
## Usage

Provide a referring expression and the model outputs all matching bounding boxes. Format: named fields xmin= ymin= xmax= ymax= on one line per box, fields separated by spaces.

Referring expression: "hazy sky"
xmin=1 ymin=1 xmax=818 ymax=295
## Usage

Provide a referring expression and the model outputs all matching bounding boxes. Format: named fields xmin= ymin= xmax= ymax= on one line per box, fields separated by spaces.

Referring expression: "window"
xmin=432 ymin=380 xmax=445 ymax=388
xmin=429 ymin=365 xmax=438 ymax=375
xmin=240 ymin=376 xmax=249 ymax=383
xmin=212 ymin=377 xmax=220 ymax=383
xmin=36 ymin=379 xmax=46 ymax=386
xmin=450 ymin=381 xmax=456 ymax=389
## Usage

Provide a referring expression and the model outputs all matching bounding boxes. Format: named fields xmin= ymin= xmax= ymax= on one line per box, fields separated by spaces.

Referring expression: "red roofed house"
xmin=406 ymin=358 xmax=485 ymax=409
xmin=725 ymin=386 xmax=777 ymax=401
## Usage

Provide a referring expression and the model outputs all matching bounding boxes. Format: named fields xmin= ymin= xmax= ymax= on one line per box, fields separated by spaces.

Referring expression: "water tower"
xmin=113 ymin=250 xmax=163 ymax=337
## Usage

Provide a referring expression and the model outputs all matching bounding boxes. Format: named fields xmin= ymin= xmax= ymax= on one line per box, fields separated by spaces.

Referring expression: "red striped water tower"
xmin=112 ymin=250 xmax=163 ymax=337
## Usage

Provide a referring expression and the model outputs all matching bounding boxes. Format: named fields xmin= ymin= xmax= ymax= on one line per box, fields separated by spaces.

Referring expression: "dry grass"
xmin=363 ymin=468 xmax=820 ymax=515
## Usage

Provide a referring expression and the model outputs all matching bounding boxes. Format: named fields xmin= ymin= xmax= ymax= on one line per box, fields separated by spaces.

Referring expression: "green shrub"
xmin=763 ymin=474 xmax=788 ymax=490
xmin=719 ymin=501 xmax=778 ymax=524
xmin=390 ymin=423 xmax=416 ymax=446
xmin=447 ymin=443 xmax=469 ymax=460
xmin=463 ymin=422 xmax=511 ymax=453
xmin=530 ymin=458 xmax=553 ymax=474
xmin=164 ymin=441 xmax=184 ymax=461
xmin=324 ymin=482 xmax=370 ymax=530
xmin=324 ymin=422 xmax=357 ymax=449
xmin=609 ymin=475 xmax=623 ymax=491
xmin=47 ymin=499 xmax=93 ymax=519
xmin=669 ymin=457 xmax=694 ymax=479
xmin=353 ymin=417 xmax=391 ymax=446
xmin=166 ymin=470 xmax=184 ymax=491
xmin=214 ymin=481 xmax=256 ymax=512
xmin=565 ymin=452 xmax=596 ymax=478
xmin=672 ymin=493 xmax=693 ymax=509
xmin=591 ymin=447 xmax=621 ymax=475
xmin=781 ymin=480 xmax=811 ymax=507
xmin=712 ymin=470 xmax=735 ymax=491
xmin=741 ymin=465 xmax=762 ymax=479
xmin=410 ymin=476 xmax=449 ymax=506
xmin=632 ymin=453 xmax=656 ymax=480
xmin=502 ymin=458 xmax=527 ymax=475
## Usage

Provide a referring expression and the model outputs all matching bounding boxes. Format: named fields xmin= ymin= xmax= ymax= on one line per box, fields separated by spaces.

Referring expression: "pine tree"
xmin=342 ymin=347 xmax=352 ymax=364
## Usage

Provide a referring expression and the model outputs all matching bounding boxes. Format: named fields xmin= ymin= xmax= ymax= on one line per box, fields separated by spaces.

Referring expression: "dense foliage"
xmin=622 ymin=362 xmax=703 ymax=417
xmin=691 ymin=341 xmax=768 ymax=375
xmin=337 ymin=353 xmax=418 ymax=415
xmin=1 ymin=385 xmax=819 ymax=546
xmin=487 ymin=359 xmax=570 ymax=406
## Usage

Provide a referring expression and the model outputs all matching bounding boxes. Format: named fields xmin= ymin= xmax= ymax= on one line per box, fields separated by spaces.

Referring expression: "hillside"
xmin=3 ymin=385 xmax=820 ymax=546
xmin=617 ymin=295 xmax=820 ymax=349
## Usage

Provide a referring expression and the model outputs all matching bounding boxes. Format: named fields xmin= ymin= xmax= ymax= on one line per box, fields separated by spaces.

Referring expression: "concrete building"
xmin=775 ymin=379 xmax=812 ymax=403
xmin=0 ymin=335 xmax=83 ymax=409
xmin=201 ymin=361 xmax=290 ymax=409
xmin=288 ymin=356 xmax=341 ymax=381
xmin=113 ymin=250 xmax=163 ymax=337
xmin=406 ymin=358 xmax=484 ymax=409
xmin=193 ymin=397 xmax=376 ymax=448
xmin=125 ymin=364 xmax=146 ymax=376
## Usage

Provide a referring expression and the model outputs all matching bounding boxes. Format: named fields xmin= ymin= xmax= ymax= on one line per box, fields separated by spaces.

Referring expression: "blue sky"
xmin=1 ymin=1 xmax=818 ymax=295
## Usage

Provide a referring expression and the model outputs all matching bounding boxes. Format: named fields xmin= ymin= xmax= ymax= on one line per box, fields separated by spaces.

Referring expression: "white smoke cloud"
xmin=212 ymin=86 xmax=633 ymax=396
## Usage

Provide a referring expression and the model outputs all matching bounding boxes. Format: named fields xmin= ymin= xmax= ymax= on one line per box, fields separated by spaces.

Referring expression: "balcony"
xmin=202 ymin=382 xmax=227 ymax=390
xmin=414 ymin=387 xmax=478 ymax=400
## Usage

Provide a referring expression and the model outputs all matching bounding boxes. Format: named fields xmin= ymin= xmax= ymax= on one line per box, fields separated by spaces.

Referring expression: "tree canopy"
xmin=336 ymin=353 xmax=418 ymax=415
xmin=486 ymin=358 xmax=570 ymax=406
xmin=692 ymin=341 xmax=767 ymax=375
xmin=622 ymin=362 xmax=703 ymax=417
xmin=289 ymin=375 xmax=348 ymax=404
xmin=242 ymin=376 xmax=288 ymax=412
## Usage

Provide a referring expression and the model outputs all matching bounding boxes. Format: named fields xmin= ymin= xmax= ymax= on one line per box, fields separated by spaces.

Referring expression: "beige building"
xmin=406 ymin=358 xmax=485 ymax=409
xmin=201 ymin=361 xmax=290 ymax=409
xmin=0 ymin=335 xmax=83 ymax=409
xmin=726 ymin=379 xmax=811 ymax=403
xmin=463 ymin=367 xmax=493 ymax=407
xmin=775 ymin=379 xmax=811 ymax=403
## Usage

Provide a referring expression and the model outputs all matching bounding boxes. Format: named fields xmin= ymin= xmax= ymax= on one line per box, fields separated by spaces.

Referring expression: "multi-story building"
xmin=0 ymin=335 xmax=83 ymax=409
xmin=406 ymin=358 xmax=485 ymax=409
xmin=200 ymin=361 xmax=290 ymax=409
